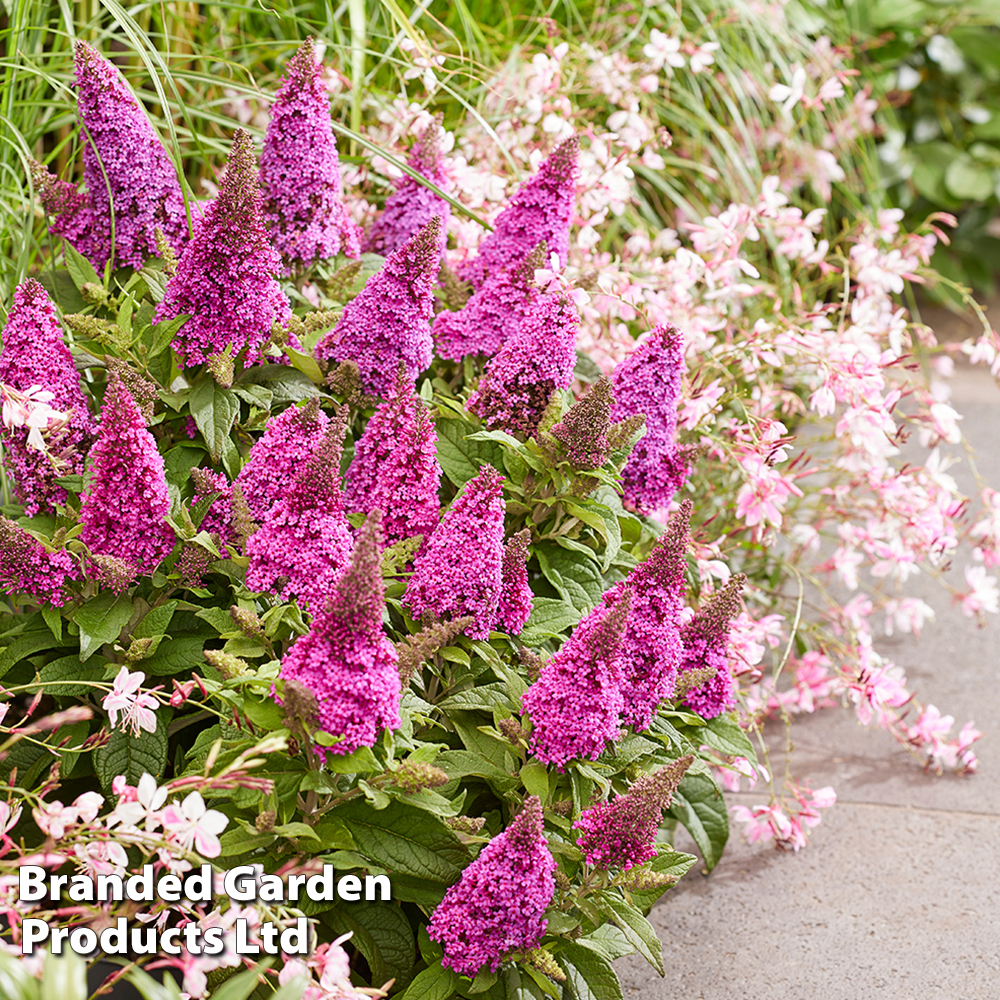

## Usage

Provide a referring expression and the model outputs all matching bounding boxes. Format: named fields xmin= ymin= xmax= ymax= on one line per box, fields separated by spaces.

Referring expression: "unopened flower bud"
xmin=230 ymin=605 xmax=265 ymax=639
xmin=392 ymin=759 xmax=450 ymax=793
xmin=207 ymin=352 xmax=234 ymax=389
xmin=81 ymin=282 xmax=109 ymax=306
xmin=255 ymin=810 xmax=276 ymax=833
xmin=498 ymin=717 xmax=525 ymax=745
xmin=524 ymin=948 xmax=565 ymax=982
xmin=445 ymin=815 xmax=486 ymax=835
xmin=126 ymin=637 xmax=154 ymax=663
xmin=203 ymin=648 xmax=249 ymax=679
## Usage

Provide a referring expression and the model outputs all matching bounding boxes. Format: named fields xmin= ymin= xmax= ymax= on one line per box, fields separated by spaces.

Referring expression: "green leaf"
xmin=74 ymin=592 xmax=134 ymax=662
xmin=519 ymin=761 xmax=550 ymax=801
xmin=237 ymin=365 xmax=319 ymax=404
xmin=435 ymin=418 xmax=502 ymax=487
xmin=535 ymin=544 xmax=604 ymax=614
xmin=147 ymin=314 xmax=188 ymax=357
xmin=138 ymin=635 xmax=206 ymax=676
xmin=38 ymin=654 xmax=105 ymax=697
xmin=189 ymin=376 xmax=239 ymax=463
xmin=40 ymin=951 xmax=86 ymax=1000
xmin=396 ymin=963 xmax=460 ymax=1000
xmin=40 ymin=605 xmax=63 ymax=643
xmin=0 ymin=630 xmax=62 ymax=680
xmin=209 ymin=963 xmax=274 ymax=1000
xmin=334 ymin=799 xmax=469 ymax=882
xmin=438 ymin=683 xmax=514 ymax=712
xmin=324 ymin=902 xmax=416 ymax=994
xmin=320 ymin=744 xmax=380 ymax=774
xmin=218 ymin=828 xmax=277 ymax=857
xmin=593 ymin=892 xmax=663 ymax=975
xmin=436 ymin=749 xmax=519 ymax=793
xmin=666 ymin=771 xmax=728 ymax=871
xmin=63 ymin=241 xmax=101 ymax=290
xmin=519 ymin=597 xmax=580 ymax=645
xmin=94 ymin=718 xmax=169 ymax=792
xmin=133 ymin=601 xmax=178 ymax=640
xmin=700 ymin=713 xmax=756 ymax=760
xmin=558 ymin=941 xmax=625 ymax=1000
xmin=283 ymin=346 xmax=325 ymax=383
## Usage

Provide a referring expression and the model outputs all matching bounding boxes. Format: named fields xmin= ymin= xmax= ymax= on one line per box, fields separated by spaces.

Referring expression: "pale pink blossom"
xmin=161 ymin=791 xmax=228 ymax=858
xmin=103 ymin=667 xmax=159 ymax=737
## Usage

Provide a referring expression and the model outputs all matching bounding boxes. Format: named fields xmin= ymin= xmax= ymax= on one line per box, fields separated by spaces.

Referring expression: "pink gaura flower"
xmin=103 ymin=666 xmax=159 ymax=737
xmin=161 ymin=791 xmax=228 ymax=859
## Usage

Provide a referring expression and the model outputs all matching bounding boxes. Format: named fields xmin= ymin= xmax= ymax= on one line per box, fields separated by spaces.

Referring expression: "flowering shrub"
xmin=2 ymin=8 xmax=999 ymax=999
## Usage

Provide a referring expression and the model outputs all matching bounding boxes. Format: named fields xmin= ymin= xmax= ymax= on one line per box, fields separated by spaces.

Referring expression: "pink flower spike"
xmin=459 ymin=136 xmax=578 ymax=289
xmin=315 ymin=217 xmax=441 ymax=396
xmin=261 ymin=38 xmax=361 ymax=270
xmin=102 ymin=666 xmax=159 ymax=737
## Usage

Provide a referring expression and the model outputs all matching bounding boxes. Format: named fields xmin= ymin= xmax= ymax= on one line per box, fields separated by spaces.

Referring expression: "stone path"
xmin=617 ymin=357 xmax=1000 ymax=999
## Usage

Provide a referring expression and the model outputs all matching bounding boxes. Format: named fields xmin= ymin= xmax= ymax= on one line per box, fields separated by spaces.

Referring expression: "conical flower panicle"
xmin=154 ymin=129 xmax=292 ymax=367
xmin=403 ymin=465 xmax=506 ymax=640
xmin=342 ymin=367 xmax=441 ymax=549
xmin=551 ymin=375 xmax=613 ymax=469
xmin=0 ymin=280 xmax=95 ymax=514
xmin=611 ymin=324 xmax=690 ymax=513
xmin=366 ymin=119 xmax=451 ymax=257
xmin=458 ymin=136 xmax=578 ymax=289
xmin=428 ymin=796 xmax=556 ymax=977
xmin=678 ymin=573 xmax=747 ymax=719
xmin=315 ymin=217 xmax=441 ymax=396
xmin=0 ymin=516 xmax=79 ymax=606
xmin=245 ymin=415 xmax=353 ymax=608
xmin=278 ymin=512 xmax=401 ymax=758
xmin=79 ymin=373 xmax=174 ymax=587
xmin=467 ymin=294 xmax=578 ymax=436
xmin=261 ymin=37 xmax=361 ymax=270
xmin=34 ymin=42 xmax=188 ymax=269
xmin=574 ymin=755 xmax=693 ymax=870
xmin=604 ymin=499 xmax=692 ymax=731
xmin=522 ymin=590 xmax=632 ymax=769
xmin=235 ymin=397 xmax=330 ymax=522
xmin=496 ymin=529 xmax=533 ymax=635
xmin=432 ymin=243 xmax=547 ymax=361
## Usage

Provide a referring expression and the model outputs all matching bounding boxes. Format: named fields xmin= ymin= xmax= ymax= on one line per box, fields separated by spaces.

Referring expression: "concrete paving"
xmin=617 ymin=359 xmax=1000 ymax=999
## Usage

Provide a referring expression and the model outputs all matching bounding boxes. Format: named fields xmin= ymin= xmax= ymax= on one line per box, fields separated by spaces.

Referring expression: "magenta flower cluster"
xmin=155 ymin=129 xmax=292 ymax=367
xmin=278 ymin=513 xmax=401 ymax=758
xmin=0 ymin=517 xmax=79 ymax=606
xmin=467 ymin=294 xmax=578 ymax=435
xmin=0 ymin=280 xmax=95 ymax=515
xmin=521 ymin=594 xmax=631 ymax=770
xmin=458 ymin=137 xmax=579 ymax=289
xmin=404 ymin=465 xmax=506 ymax=640
xmin=497 ymin=529 xmax=534 ymax=635
xmin=574 ymin=756 xmax=692 ymax=870
xmin=37 ymin=41 xmax=188 ymax=269
xmin=433 ymin=246 xmax=544 ymax=361
xmin=366 ymin=120 xmax=451 ymax=257
xmin=428 ymin=796 xmax=556 ymax=977
xmin=79 ymin=374 xmax=174 ymax=587
xmin=602 ymin=501 xmax=692 ymax=731
xmin=316 ymin=218 xmax=440 ymax=395
xmin=246 ymin=425 xmax=353 ymax=609
xmin=235 ymin=399 xmax=329 ymax=523
xmin=342 ymin=370 xmax=441 ymax=549
xmin=611 ymin=324 xmax=691 ymax=513
xmin=678 ymin=575 xmax=747 ymax=719
xmin=260 ymin=37 xmax=360 ymax=270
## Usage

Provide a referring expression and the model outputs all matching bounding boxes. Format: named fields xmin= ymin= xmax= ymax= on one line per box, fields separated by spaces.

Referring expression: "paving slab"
xmin=617 ymin=361 xmax=1000 ymax=997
